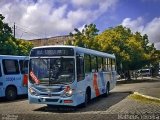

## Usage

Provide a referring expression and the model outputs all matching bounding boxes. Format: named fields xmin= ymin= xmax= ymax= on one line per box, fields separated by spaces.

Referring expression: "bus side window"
xmin=0 ymin=63 xmax=2 ymax=77
xmin=112 ymin=59 xmax=116 ymax=71
xmin=19 ymin=60 xmax=28 ymax=74
xmin=106 ymin=58 xmax=109 ymax=71
xmin=98 ymin=56 xmax=103 ymax=72
xmin=76 ymin=55 xmax=85 ymax=82
xmin=102 ymin=58 xmax=106 ymax=72
xmin=91 ymin=55 xmax=97 ymax=72
xmin=2 ymin=59 xmax=20 ymax=75
xmin=108 ymin=58 xmax=112 ymax=71
xmin=84 ymin=54 xmax=91 ymax=73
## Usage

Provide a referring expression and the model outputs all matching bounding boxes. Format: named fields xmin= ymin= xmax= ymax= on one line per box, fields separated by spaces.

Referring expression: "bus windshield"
xmin=29 ymin=58 xmax=75 ymax=85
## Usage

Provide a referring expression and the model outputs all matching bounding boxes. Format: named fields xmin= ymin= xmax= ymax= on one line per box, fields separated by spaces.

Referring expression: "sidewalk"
xmin=117 ymin=77 xmax=160 ymax=100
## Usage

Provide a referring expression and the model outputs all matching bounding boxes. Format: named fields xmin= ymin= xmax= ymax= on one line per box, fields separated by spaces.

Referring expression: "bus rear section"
xmin=0 ymin=55 xmax=28 ymax=100
xmin=28 ymin=45 xmax=117 ymax=107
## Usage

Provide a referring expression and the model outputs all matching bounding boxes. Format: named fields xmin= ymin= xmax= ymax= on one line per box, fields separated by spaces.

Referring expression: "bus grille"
xmin=40 ymin=93 xmax=60 ymax=97
xmin=36 ymin=87 xmax=64 ymax=92
xmin=45 ymin=99 xmax=59 ymax=102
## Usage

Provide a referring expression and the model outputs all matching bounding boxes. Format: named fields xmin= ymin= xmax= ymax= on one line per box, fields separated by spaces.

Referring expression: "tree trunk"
xmin=125 ymin=70 xmax=131 ymax=80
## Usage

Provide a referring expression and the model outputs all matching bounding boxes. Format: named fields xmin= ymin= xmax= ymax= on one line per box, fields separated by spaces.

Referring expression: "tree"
xmin=66 ymin=24 xmax=158 ymax=79
xmin=97 ymin=25 xmax=156 ymax=79
xmin=0 ymin=14 xmax=33 ymax=55
xmin=16 ymin=39 xmax=33 ymax=56
xmin=65 ymin=24 xmax=100 ymax=50
xmin=0 ymin=14 xmax=17 ymax=55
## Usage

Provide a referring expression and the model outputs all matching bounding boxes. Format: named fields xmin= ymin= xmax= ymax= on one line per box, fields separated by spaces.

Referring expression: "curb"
xmin=133 ymin=92 xmax=160 ymax=102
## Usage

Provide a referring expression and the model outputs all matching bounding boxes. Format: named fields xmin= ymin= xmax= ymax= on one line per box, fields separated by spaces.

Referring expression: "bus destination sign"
xmin=30 ymin=48 xmax=74 ymax=57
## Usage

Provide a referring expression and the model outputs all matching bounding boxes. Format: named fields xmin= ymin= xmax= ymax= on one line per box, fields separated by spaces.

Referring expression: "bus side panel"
xmin=102 ymin=72 xmax=112 ymax=90
xmin=103 ymin=71 xmax=117 ymax=91
xmin=4 ymin=75 xmax=28 ymax=95
xmin=98 ymin=72 xmax=106 ymax=95
xmin=93 ymin=72 xmax=111 ymax=97
xmin=75 ymin=73 xmax=95 ymax=105
xmin=76 ymin=72 xmax=110 ymax=102
xmin=83 ymin=73 xmax=102 ymax=100
xmin=111 ymin=71 xmax=117 ymax=90
xmin=74 ymin=80 xmax=86 ymax=105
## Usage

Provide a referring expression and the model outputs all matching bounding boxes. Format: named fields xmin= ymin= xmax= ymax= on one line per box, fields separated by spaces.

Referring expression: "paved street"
xmin=0 ymin=78 xmax=160 ymax=120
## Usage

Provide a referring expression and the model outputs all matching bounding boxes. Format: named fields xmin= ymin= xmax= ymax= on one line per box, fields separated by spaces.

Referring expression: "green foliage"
xmin=65 ymin=24 xmax=100 ymax=50
xmin=16 ymin=39 xmax=33 ymax=56
xmin=0 ymin=14 xmax=33 ymax=56
xmin=97 ymin=25 xmax=157 ymax=72
xmin=66 ymin=24 xmax=158 ymax=74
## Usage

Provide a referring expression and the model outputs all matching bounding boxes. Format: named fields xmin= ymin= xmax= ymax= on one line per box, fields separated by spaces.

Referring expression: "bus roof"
xmin=0 ymin=55 xmax=28 ymax=59
xmin=32 ymin=45 xmax=115 ymax=59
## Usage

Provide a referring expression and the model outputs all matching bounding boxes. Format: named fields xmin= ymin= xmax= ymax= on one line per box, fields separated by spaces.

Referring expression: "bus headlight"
xmin=61 ymin=86 xmax=73 ymax=97
xmin=29 ymin=87 xmax=38 ymax=96
xmin=65 ymin=89 xmax=73 ymax=97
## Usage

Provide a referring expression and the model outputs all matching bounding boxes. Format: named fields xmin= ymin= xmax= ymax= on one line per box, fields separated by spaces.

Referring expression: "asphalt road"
xmin=0 ymin=78 xmax=160 ymax=120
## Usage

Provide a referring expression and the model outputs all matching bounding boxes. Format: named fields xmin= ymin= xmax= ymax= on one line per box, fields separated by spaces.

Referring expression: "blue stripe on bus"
xmin=99 ymin=72 xmax=105 ymax=92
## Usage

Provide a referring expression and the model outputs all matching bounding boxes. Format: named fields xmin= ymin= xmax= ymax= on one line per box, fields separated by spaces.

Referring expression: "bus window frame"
xmin=106 ymin=58 xmax=109 ymax=71
xmin=76 ymin=52 xmax=85 ymax=82
xmin=97 ymin=56 xmax=103 ymax=72
xmin=91 ymin=55 xmax=98 ymax=72
xmin=19 ymin=60 xmax=29 ymax=74
xmin=84 ymin=54 xmax=91 ymax=73
xmin=2 ymin=59 xmax=20 ymax=75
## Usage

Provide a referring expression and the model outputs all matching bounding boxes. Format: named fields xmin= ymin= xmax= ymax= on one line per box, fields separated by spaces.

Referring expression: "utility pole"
xmin=13 ymin=22 xmax=15 ymax=38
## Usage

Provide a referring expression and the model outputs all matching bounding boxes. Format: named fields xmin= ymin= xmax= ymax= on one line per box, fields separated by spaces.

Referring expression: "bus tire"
xmin=83 ymin=88 xmax=91 ymax=107
xmin=5 ymin=86 xmax=17 ymax=101
xmin=103 ymin=83 xmax=110 ymax=97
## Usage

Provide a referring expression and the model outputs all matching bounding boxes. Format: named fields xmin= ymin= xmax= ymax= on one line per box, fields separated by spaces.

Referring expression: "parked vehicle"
xmin=0 ymin=55 xmax=28 ymax=100
xmin=28 ymin=45 xmax=117 ymax=107
xmin=137 ymin=69 xmax=151 ymax=77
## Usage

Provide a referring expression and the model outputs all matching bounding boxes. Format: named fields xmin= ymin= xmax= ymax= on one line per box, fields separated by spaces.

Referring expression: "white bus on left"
xmin=0 ymin=55 xmax=28 ymax=100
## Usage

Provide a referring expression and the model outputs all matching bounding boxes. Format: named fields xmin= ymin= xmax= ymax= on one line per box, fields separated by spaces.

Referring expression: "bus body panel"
xmin=28 ymin=71 xmax=116 ymax=106
xmin=28 ymin=82 xmax=80 ymax=106
xmin=0 ymin=55 xmax=28 ymax=99
xmin=28 ymin=45 xmax=117 ymax=106
xmin=3 ymin=75 xmax=28 ymax=95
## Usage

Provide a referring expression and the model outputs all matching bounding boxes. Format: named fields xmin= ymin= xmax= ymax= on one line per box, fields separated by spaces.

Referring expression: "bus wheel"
xmin=103 ymin=83 xmax=110 ymax=97
xmin=83 ymin=90 xmax=90 ymax=107
xmin=83 ymin=92 xmax=89 ymax=107
xmin=5 ymin=86 xmax=17 ymax=101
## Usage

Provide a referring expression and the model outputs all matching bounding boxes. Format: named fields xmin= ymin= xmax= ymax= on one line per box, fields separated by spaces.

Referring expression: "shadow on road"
xmin=0 ymin=95 xmax=27 ymax=103
xmin=34 ymin=91 xmax=131 ymax=113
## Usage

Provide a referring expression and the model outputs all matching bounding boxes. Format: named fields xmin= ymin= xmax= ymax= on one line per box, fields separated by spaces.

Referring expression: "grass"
xmin=128 ymin=93 xmax=160 ymax=104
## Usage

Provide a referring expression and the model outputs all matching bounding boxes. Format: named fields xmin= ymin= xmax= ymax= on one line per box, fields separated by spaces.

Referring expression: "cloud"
xmin=121 ymin=17 xmax=160 ymax=50
xmin=121 ymin=17 xmax=144 ymax=33
xmin=0 ymin=0 xmax=118 ymax=40
xmin=144 ymin=18 xmax=160 ymax=43
xmin=71 ymin=0 xmax=96 ymax=7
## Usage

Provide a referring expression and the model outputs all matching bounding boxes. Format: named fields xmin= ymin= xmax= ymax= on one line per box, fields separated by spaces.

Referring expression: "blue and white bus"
xmin=28 ymin=45 xmax=117 ymax=107
xmin=0 ymin=55 xmax=28 ymax=100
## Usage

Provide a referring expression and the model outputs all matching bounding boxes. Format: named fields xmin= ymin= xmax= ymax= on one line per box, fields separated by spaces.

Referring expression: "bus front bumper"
xmin=28 ymin=94 xmax=78 ymax=106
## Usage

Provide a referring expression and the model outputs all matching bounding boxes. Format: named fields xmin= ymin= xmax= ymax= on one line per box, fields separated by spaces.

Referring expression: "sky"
xmin=0 ymin=0 xmax=160 ymax=49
